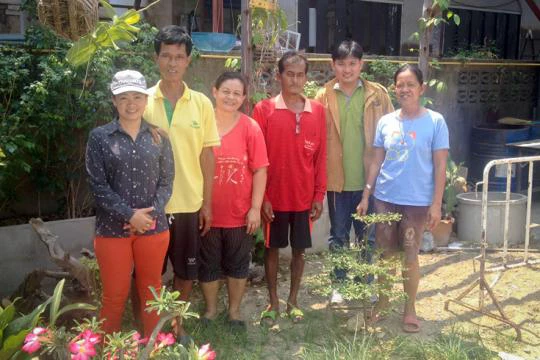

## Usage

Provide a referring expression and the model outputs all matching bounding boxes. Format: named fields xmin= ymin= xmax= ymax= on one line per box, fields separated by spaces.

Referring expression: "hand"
xmin=149 ymin=127 xmax=168 ymax=145
xmin=310 ymin=201 xmax=323 ymax=221
xmin=356 ymin=197 xmax=369 ymax=217
xmin=129 ymin=207 xmax=154 ymax=233
xmin=245 ymin=207 xmax=261 ymax=235
xmin=261 ymin=201 xmax=274 ymax=223
xmin=426 ymin=203 xmax=442 ymax=231
xmin=199 ymin=204 xmax=212 ymax=236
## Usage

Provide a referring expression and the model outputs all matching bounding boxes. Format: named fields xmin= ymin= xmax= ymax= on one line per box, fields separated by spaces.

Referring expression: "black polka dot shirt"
xmin=86 ymin=119 xmax=174 ymax=237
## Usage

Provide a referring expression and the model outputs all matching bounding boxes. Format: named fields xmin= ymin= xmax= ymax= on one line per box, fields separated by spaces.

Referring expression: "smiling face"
xmin=112 ymin=91 xmax=148 ymax=123
xmin=331 ymin=55 xmax=363 ymax=86
xmin=212 ymin=79 xmax=246 ymax=113
xmin=156 ymin=43 xmax=191 ymax=83
xmin=394 ymin=69 xmax=426 ymax=107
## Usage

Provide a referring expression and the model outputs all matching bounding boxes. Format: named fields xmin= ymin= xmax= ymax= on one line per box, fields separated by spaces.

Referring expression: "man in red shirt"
xmin=252 ymin=51 xmax=327 ymax=324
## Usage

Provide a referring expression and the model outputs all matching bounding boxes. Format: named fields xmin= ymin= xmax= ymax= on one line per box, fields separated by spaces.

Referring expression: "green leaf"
xmin=49 ymin=279 xmax=64 ymax=327
xmin=118 ymin=9 xmax=141 ymax=25
xmin=0 ymin=329 xmax=29 ymax=360
xmin=4 ymin=298 xmax=50 ymax=339
xmin=55 ymin=303 xmax=97 ymax=320
xmin=66 ymin=36 xmax=97 ymax=67
xmin=436 ymin=81 xmax=447 ymax=92
xmin=428 ymin=79 xmax=437 ymax=87
xmin=225 ymin=58 xmax=232 ymax=67
xmin=409 ymin=32 xmax=420 ymax=41
xmin=0 ymin=303 xmax=15 ymax=331
xmin=453 ymin=14 xmax=461 ymax=26
xmin=99 ymin=0 xmax=117 ymax=19
xmin=447 ymin=10 xmax=453 ymax=19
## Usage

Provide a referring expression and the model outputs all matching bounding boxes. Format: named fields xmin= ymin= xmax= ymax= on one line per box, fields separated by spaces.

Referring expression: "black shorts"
xmin=165 ymin=212 xmax=200 ymax=280
xmin=199 ymin=226 xmax=253 ymax=282
xmin=265 ymin=210 xmax=312 ymax=249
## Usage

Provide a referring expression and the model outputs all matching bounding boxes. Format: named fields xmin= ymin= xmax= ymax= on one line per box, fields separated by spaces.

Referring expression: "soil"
xmin=224 ymin=247 xmax=540 ymax=359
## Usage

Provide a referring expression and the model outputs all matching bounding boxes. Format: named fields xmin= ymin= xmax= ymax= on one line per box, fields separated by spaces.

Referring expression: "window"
xmin=298 ymin=0 xmax=401 ymax=55
xmin=443 ymin=8 xmax=521 ymax=59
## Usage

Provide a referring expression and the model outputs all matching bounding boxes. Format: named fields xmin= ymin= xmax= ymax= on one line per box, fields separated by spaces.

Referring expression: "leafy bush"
xmin=0 ymin=5 xmax=158 ymax=219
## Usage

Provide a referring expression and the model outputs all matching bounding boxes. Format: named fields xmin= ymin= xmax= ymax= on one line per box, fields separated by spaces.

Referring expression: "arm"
xmin=153 ymin=137 xmax=175 ymax=214
xmin=311 ymin=108 xmax=327 ymax=221
xmin=426 ymin=149 xmax=448 ymax=231
xmin=252 ymin=103 xmax=274 ymax=222
xmin=246 ymin=167 xmax=267 ymax=234
xmin=86 ymin=132 xmax=134 ymax=223
xmin=357 ymin=147 xmax=386 ymax=216
xmin=199 ymin=147 xmax=215 ymax=236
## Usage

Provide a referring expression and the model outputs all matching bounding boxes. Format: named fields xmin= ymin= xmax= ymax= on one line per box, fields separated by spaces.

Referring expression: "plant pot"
xmin=432 ymin=217 xmax=454 ymax=247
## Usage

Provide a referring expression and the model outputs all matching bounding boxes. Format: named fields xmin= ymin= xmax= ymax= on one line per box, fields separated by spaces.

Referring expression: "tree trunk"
xmin=418 ymin=0 xmax=433 ymax=81
xmin=29 ymin=218 xmax=94 ymax=293
xmin=241 ymin=0 xmax=253 ymax=113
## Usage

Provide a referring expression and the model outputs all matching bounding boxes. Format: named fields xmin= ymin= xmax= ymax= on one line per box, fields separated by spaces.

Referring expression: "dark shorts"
xmin=165 ymin=211 xmax=200 ymax=280
xmin=199 ymin=226 xmax=253 ymax=282
xmin=265 ymin=210 xmax=312 ymax=249
xmin=374 ymin=198 xmax=428 ymax=261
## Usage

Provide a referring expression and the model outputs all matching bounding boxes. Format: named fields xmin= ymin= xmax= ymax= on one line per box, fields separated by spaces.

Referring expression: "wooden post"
xmin=418 ymin=0 xmax=433 ymax=81
xmin=241 ymin=0 xmax=253 ymax=114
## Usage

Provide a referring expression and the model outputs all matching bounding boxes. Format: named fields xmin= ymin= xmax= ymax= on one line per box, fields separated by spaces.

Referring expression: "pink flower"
xmin=132 ymin=332 xmax=148 ymax=345
xmin=156 ymin=332 xmax=175 ymax=347
xmin=69 ymin=340 xmax=97 ymax=360
xmin=22 ymin=327 xmax=49 ymax=354
xmin=78 ymin=330 xmax=101 ymax=345
xmin=198 ymin=343 xmax=216 ymax=360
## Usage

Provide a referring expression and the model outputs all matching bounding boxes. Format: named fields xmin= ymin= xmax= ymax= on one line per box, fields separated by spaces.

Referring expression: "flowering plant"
xmin=20 ymin=284 xmax=214 ymax=359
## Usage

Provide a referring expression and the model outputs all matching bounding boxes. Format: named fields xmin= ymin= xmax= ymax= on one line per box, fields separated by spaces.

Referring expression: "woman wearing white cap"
xmin=86 ymin=70 xmax=174 ymax=336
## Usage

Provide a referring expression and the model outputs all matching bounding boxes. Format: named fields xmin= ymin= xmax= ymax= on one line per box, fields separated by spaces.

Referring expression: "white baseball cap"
xmin=110 ymin=70 xmax=149 ymax=95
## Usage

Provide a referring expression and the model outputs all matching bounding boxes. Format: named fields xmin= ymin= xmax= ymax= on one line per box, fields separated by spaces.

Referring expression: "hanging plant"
xmin=66 ymin=0 xmax=160 ymax=67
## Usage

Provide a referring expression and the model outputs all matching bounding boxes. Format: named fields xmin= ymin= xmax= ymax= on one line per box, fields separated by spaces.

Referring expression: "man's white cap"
xmin=110 ymin=70 xmax=149 ymax=95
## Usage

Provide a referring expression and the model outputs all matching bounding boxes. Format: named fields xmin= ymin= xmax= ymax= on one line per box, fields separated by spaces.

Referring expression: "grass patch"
xmin=393 ymin=332 xmax=495 ymax=360
xmin=299 ymin=334 xmax=382 ymax=360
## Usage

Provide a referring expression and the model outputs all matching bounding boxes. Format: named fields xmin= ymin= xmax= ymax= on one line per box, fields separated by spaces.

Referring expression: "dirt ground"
xmin=225 ymin=247 xmax=540 ymax=359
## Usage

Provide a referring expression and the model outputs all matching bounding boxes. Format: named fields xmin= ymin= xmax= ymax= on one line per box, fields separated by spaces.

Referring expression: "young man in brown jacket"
xmin=315 ymin=40 xmax=394 ymax=303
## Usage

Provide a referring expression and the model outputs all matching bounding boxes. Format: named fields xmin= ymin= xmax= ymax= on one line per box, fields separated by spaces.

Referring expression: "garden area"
xmin=1 ymin=0 xmax=540 ymax=359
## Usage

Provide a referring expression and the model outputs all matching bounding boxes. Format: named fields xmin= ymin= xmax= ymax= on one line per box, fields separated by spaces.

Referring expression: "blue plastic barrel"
xmin=470 ymin=125 xmax=530 ymax=191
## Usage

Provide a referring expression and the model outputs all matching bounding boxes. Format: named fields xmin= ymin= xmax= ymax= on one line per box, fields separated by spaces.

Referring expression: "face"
xmin=277 ymin=59 xmax=308 ymax=96
xmin=156 ymin=43 xmax=191 ymax=83
xmin=112 ymin=91 xmax=148 ymax=122
xmin=394 ymin=69 xmax=425 ymax=107
xmin=331 ymin=55 xmax=363 ymax=86
xmin=212 ymin=79 xmax=246 ymax=113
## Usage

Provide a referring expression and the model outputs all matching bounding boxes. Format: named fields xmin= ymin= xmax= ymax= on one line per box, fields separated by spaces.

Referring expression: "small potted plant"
xmin=432 ymin=157 xmax=467 ymax=247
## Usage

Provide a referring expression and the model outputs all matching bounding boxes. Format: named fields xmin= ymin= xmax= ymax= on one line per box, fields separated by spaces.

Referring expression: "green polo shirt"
xmin=335 ymin=81 xmax=365 ymax=191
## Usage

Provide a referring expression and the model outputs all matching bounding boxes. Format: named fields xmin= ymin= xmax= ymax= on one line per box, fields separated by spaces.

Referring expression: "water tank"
xmin=470 ymin=125 xmax=530 ymax=191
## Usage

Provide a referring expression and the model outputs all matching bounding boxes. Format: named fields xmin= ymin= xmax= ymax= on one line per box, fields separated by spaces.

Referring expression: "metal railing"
xmin=445 ymin=155 xmax=540 ymax=340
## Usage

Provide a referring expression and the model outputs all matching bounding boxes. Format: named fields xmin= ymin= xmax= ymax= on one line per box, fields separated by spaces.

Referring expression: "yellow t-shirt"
xmin=144 ymin=81 xmax=220 ymax=213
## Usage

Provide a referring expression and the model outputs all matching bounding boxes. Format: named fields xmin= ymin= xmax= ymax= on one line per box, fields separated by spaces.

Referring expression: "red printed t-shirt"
xmin=252 ymin=94 xmax=327 ymax=212
xmin=211 ymin=114 xmax=269 ymax=228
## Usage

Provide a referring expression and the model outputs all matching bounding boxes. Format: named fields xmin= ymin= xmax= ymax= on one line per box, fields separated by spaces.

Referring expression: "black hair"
xmin=394 ymin=63 xmax=424 ymax=84
xmin=332 ymin=40 xmax=364 ymax=61
xmin=277 ymin=51 xmax=309 ymax=74
xmin=214 ymin=71 xmax=247 ymax=95
xmin=154 ymin=25 xmax=193 ymax=56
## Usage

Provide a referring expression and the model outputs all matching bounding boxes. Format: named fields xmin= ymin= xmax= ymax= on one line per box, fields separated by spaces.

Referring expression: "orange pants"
xmin=94 ymin=231 xmax=169 ymax=337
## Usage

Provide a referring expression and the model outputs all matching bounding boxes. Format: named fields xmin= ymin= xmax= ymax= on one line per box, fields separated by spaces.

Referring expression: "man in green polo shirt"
xmin=315 ymin=40 xmax=394 ymax=303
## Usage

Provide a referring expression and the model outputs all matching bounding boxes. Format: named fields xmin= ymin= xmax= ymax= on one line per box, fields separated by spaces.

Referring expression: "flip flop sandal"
xmin=260 ymin=308 xmax=278 ymax=326
xmin=228 ymin=319 xmax=247 ymax=332
xmin=287 ymin=306 xmax=304 ymax=323
xmin=200 ymin=317 xmax=213 ymax=327
xmin=402 ymin=314 xmax=421 ymax=333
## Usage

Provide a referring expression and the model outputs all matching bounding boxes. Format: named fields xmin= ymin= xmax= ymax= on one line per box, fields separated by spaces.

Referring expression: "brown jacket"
xmin=315 ymin=78 xmax=394 ymax=192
